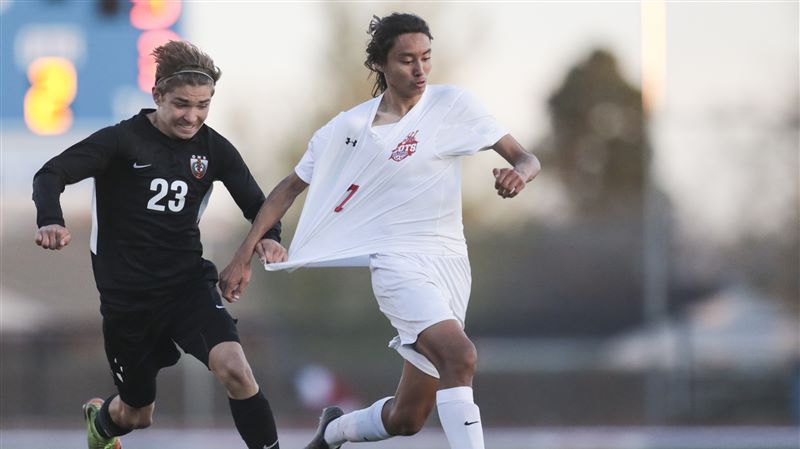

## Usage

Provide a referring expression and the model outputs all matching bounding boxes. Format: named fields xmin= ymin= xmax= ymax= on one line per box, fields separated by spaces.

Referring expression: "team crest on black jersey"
xmin=190 ymin=155 xmax=208 ymax=179
xmin=389 ymin=130 xmax=419 ymax=162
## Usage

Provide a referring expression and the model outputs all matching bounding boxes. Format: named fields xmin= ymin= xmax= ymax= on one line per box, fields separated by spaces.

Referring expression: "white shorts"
xmin=369 ymin=252 xmax=472 ymax=378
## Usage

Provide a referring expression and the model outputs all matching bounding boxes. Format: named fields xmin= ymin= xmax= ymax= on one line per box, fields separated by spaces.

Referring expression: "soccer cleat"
xmin=83 ymin=398 xmax=122 ymax=449
xmin=304 ymin=406 xmax=345 ymax=449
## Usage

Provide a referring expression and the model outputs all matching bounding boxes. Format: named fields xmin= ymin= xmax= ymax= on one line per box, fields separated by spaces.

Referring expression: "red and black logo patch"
xmin=190 ymin=155 xmax=208 ymax=179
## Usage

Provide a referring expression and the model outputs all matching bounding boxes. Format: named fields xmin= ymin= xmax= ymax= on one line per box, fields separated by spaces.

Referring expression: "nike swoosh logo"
xmin=464 ymin=420 xmax=480 ymax=426
xmin=133 ymin=162 xmax=151 ymax=169
xmin=215 ymin=305 xmax=225 ymax=309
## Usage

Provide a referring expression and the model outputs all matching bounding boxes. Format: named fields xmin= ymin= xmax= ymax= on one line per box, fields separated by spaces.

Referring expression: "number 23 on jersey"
xmin=147 ymin=178 xmax=188 ymax=212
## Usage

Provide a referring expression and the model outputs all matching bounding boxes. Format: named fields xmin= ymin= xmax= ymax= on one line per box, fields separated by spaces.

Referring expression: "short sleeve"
xmin=434 ymin=89 xmax=508 ymax=158
xmin=294 ymin=114 xmax=338 ymax=183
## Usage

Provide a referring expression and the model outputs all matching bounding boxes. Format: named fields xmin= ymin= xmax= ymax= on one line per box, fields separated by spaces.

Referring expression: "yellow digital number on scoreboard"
xmin=24 ymin=57 xmax=77 ymax=135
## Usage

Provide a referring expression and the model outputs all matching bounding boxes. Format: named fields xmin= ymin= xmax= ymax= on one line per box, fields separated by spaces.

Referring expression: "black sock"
xmin=229 ymin=389 xmax=280 ymax=449
xmin=95 ymin=395 xmax=132 ymax=439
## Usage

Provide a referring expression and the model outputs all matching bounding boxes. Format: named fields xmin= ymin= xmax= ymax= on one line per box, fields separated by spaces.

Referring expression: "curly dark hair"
xmin=151 ymin=40 xmax=222 ymax=95
xmin=364 ymin=13 xmax=432 ymax=97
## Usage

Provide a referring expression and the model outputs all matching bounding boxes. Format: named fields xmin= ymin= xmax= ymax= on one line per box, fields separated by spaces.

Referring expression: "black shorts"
xmin=99 ymin=281 xmax=240 ymax=408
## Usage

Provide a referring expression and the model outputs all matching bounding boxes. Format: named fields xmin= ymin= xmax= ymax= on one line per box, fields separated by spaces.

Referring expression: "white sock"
xmin=436 ymin=386 xmax=485 ymax=449
xmin=324 ymin=397 xmax=392 ymax=446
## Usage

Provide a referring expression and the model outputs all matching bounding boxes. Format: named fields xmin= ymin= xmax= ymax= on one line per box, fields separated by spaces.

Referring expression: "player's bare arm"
xmin=491 ymin=134 xmax=541 ymax=199
xmin=34 ymin=224 xmax=72 ymax=250
xmin=219 ymin=172 xmax=308 ymax=302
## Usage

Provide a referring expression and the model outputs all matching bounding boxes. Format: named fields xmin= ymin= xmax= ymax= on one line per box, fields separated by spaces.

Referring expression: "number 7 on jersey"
xmin=334 ymin=184 xmax=359 ymax=213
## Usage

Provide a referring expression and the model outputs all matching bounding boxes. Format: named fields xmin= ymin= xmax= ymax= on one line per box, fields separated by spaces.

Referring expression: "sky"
xmin=657 ymin=2 xmax=798 ymax=244
xmin=184 ymin=2 xmax=644 ymax=155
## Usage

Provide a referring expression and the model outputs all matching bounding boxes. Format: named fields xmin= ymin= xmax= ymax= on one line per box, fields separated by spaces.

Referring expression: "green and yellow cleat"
xmin=82 ymin=398 xmax=122 ymax=449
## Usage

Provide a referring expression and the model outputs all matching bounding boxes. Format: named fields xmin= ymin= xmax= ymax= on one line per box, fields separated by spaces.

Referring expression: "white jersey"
xmin=266 ymin=85 xmax=507 ymax=271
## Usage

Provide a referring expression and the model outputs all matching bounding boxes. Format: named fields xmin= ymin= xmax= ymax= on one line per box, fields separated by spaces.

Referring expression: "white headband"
xmin=156 ymin=69 xmax=215 ymax=86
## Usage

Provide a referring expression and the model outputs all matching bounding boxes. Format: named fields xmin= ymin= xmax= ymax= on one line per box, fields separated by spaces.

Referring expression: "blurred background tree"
xmin=546 ymin=49 xmax=647 ymax=217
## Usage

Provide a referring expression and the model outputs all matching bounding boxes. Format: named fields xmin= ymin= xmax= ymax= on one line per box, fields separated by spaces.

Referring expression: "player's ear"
xmin=373 ymin=62 xmax=383 ymax=73
xmin=151 ymin=87 xmax=161 ymax=106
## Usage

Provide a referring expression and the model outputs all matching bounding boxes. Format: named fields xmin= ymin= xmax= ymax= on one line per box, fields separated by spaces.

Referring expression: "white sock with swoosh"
xmin=436 ymin=386 xmax=485 ymax=449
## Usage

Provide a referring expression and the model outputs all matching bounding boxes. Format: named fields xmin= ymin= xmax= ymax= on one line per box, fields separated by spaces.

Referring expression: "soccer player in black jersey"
xmin=32 ymin=41 xmax=285 ymax=449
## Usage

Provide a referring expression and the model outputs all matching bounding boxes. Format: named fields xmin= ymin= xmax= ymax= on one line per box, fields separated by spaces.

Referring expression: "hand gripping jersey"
xmin=33 ymin=109 xmax=280 ymax=293
xmin=266 ymin=85 xmax=506 ymax=272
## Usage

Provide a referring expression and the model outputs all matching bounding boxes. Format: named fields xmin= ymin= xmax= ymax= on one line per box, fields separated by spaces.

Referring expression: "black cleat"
xmin=304 ymin=406 xmax=345 ymax=449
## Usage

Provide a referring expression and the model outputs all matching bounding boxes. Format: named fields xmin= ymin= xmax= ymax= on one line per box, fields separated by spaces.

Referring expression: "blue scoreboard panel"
xmin=1 ymin=0 xmax=183 ymax=134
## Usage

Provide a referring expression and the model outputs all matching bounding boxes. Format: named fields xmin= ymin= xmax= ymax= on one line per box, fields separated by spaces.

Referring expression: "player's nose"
xmin=184 ymin=108 xmax=200 ymax=123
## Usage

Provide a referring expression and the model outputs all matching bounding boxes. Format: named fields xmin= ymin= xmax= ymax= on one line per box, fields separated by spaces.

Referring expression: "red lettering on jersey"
xmin=389 ymin=130 xmax=419 ymax=162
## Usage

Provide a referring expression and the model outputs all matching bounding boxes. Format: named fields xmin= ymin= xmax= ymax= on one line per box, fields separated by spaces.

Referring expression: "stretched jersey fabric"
xmin=33 ymin=109 xmax=281 ymax=295
xmin=266 ymin=85 xmax=506 ymax=272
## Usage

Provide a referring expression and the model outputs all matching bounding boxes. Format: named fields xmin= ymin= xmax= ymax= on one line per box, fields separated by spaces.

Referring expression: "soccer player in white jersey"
xmin=219 ymin=12 xmax=540 ymax=449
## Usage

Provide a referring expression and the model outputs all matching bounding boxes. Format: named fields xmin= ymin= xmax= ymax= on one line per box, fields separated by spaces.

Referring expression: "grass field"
xmin=2 ymin=427 xmax=798 ymax=449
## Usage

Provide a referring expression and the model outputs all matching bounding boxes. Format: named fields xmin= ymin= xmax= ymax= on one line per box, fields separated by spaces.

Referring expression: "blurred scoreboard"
xmin=0 ymin=0 xmax=183 ymax=135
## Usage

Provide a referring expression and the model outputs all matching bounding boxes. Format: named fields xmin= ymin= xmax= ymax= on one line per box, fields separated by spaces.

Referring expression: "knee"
xmin=441 ymin=341 xmax=478 ymax=379
xmin=386 ymin=409 xmax=428 ymax=436
xmin=211 ymin=356 xmax=254 ymax=388
xmin=461 ymin=343 xmax=479 ymax=375
xmin=210 ymin=349 xmax=257 ymax=397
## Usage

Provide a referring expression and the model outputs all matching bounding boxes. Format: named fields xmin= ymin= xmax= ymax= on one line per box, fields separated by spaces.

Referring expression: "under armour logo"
xmin=345 ymin=137 xmax=357 ymax=147
xmin=464 ymin=420 xmax=480 ymax=426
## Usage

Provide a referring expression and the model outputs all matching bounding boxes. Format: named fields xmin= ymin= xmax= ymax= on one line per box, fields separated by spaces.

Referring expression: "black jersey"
xmin=33 ymin=109 xmax=280 ymax=293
